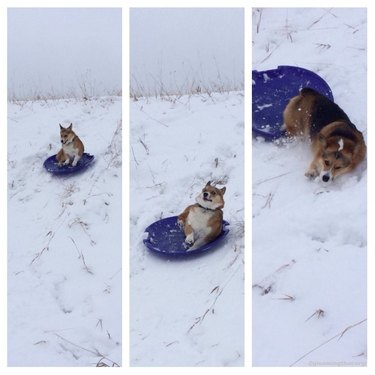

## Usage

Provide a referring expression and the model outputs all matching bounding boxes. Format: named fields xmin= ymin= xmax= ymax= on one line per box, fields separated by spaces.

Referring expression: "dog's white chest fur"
xmin=63 ymin=142 xmax=79 ymax=158
xmin=187 ymin=206 xmax=213 ymax=238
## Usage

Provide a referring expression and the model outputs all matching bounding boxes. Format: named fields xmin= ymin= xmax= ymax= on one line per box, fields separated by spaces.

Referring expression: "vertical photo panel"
xmin=7 ymin=8 xmax=122 ymax=366
xmin=252 ymin=8 xmax=367 ymax=367
xmin=130 ymin=8 xmax=244 ymax=366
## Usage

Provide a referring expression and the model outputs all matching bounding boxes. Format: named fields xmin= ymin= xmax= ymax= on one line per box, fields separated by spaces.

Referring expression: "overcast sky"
xmin=8 ymin=8 xmax=243 ymax=99
xmin=130 ymin=8 xmax=244 ymax=96
xmin=8 ymin=8 xmax=121 ymax=100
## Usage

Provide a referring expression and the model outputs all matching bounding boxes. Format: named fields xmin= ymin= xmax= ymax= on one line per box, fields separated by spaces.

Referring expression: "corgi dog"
xmin=178 ymin=181 xmax=226 ymax=251
xmin=56 ymin=123 xmax=84 ymax=167
xmin=283 ymin=88 xmax=366 ymax=182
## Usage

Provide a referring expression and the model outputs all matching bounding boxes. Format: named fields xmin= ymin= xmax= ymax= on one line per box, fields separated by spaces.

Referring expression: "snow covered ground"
xmin=252 ymin=8 xmax=367 ymax=366
xmin=7 ymin=96 xmax=122 ymax=366
xmin=130 ymin=92 xmax=244 ymax=366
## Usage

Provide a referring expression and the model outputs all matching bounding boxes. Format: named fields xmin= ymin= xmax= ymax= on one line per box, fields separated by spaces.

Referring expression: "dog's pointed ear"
xmin=59 ymin=124 xmax=63 ymax=130
xmin=206 ymin=181 xmax=212 ymax=187
xmin=220 ymin=187 xmax=226 ymax=195
xmin=68 ymin=123 xmax=73 ymax=130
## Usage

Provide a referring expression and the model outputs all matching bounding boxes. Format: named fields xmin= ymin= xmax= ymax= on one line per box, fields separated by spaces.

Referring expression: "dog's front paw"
xmin=63 ymin=159 xmax=70 ymax=166
xmin=177 ymin=219 xmax=184 ymax=229
xmin=305 ymin=169 xmax=318 ymax=180
xmin=185 ymin=233 xmax=194 ymax=246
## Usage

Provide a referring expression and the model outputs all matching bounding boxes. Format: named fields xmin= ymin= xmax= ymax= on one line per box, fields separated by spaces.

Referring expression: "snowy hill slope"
xmin=252 ymin=8 xmax=367 ymax=366
xmin=8 ymin=96 xmax=122 ymax=366
xmin=130 ymin=92 xmax=244 ymax=366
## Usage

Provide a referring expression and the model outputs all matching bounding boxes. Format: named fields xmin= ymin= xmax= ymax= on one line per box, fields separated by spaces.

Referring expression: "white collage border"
xmin=0 ymin=0 xmax=373 ymax=373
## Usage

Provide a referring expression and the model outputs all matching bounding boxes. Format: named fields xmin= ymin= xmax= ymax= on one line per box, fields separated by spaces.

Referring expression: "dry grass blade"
xmin=139 ymin=137 xmax=150 ymax=155
xmin=187 ymin=309 xmax=211 ymax=334
xmin=253 ymin=283 xmax=273 ymax=296
xmin=307 ymin=8 xmax=334 ymax=30
xmin=275 ymin=259 xmax=296 ymax=273
xmin=256 ymin=8 xmax=263 ymax=34
xmin=55 ymin=334 xmax=120 ymax=367
xmin=188 ymin=264 xmax=242 ymax=334
xmin=316 ymin=43 xmax=331 ymax=50
xmin=131 ymin=145 xmax=139 ymax=166
xmin=260 ymin=43 xmax=281 ymax=64
xmin=210 ymin=286 xmax=220 ymax=295
xmin=290 ymin=318 xmax=367 ymax=366
xmin=305 ymin=309 xmax=325 ymax=322
xmin=254 ymin=172 xmax=292 ymax=187
xmin=30 ymin=246 xmax=49 ymax=265
xmin=69 ymin=218 xmax=96 ymax=246
xmin=140 ymin=107 xmax=169 ymax=127
xmin=96 ymin=357 xmax=120 ymax=367
xmin=68 ymin=236 xmax=94 ymax=275
xmin=261 ymin=192 xmax=274 ymax=209
xmin=275 ymin=294 xmax=295 ymax=302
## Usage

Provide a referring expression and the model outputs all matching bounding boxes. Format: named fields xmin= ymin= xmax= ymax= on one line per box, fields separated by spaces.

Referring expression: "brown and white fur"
xmin=178 ymin=181 xmax=226 ymax=251
xmin=56 ymin=123 xmax=84 ymax=167
xmin=283 ymin=88 xmax=366 ymax=183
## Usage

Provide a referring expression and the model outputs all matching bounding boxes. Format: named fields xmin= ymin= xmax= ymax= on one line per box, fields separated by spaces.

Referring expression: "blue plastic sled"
xmin=143 ymin=216 xmax=230 ymax=256
xmin=252 ymin=65 xmax=334 ymax=141
xmin=43 ymin=153 xmax=95 ymax=175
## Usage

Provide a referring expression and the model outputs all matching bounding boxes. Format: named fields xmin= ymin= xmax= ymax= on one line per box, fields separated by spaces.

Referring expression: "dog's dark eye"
xmin=211 ymin=191 xmax=216 ymax=196
xmin=324 ymin=160 xmax=330 ymax=166
xmin=334 ymin=166 xmax=342 ymax=170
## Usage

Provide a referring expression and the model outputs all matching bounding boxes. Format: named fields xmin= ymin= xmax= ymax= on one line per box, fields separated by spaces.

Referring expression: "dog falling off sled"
xmin=283 ymin=88 xmax=366 ymax=182
xmin=178 ymin=181 xmax=226 ymax=251
xmin=56 ymin=123 xmax=84 ymax=167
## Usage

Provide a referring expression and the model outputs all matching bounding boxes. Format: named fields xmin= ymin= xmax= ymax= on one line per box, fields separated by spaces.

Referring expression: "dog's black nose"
xmin=203 ymin=192 xmax=208 ymax=198
xmin=322 ymin=174 xmax=330 ymax=182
